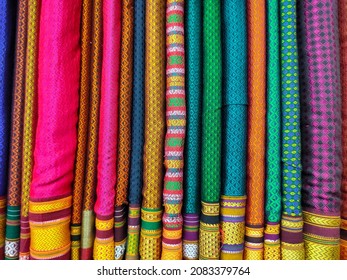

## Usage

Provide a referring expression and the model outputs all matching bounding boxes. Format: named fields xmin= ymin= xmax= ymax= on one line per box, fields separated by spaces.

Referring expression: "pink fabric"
xmin=94 ymin=0 xmax=122 ymax=216
xmin=30 ymin=0 xmax=81 ymax=199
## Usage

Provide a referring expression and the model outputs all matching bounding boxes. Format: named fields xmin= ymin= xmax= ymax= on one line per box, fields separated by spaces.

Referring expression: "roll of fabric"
xmin=199 ymin=0 xmax=222 ymax=260
xmin=220 ymin=0 xmax=247 ymax=260
xmin=339 ymin=0 xmax=347 ymax=260
xmin=161 ymin=0 xmax=186 ymax=260
xmin=5 ymin=0 xmax=27 ymax=261
xmin=93 ymin=0 xmax=121 ymax=261
xmin=280 ymin=0 xmax=305 ymax=260
xmin=126 ymin=0 xmax=145 ymax=261
xmin=298 ymin=0 xmax=342 ymax=260
xmin=264 ymin=0 xmax=281 ymax=260
xmin=80 ymin=0 xmax=102 ymax=260
xmin=20 ymin=0 xmax=40 ymax=260
xmin=28 ymin=0 xmax=81 ymax=260
xmin=115 ymin=0 xmax=134 ymax=260
xmin=71 ymin=0 xmax=92 ymax=260
xmin=245 ymin=0 xmax=266 ymax=260
xmin=0 ymin=0 xmax=16 ymax=260
xmin=182 ymin=0 xmax=202 ymax=261
xmin=139 ymin=0 xmax=166 ymax=260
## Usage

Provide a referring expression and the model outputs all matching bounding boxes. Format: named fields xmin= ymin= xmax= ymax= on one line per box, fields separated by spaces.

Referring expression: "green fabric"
xmin=265 ymin=0 xmax=282 ymax=223
xmin=183 ymin=0 xmax=202 ymax=214
xmin=201 ymin=0 xmax=222 ymax=203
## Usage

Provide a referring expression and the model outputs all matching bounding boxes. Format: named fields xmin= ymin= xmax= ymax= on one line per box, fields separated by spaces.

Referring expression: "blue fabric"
xmin=183 ymin=0 xmax=202 ymax=214
xmin=221 ymin=0 xmax=247 ymax=196
xmin=128 ymin=0 xmax=145 ymax=205
xmin=0 ymin=0 xmax=16 ymax=196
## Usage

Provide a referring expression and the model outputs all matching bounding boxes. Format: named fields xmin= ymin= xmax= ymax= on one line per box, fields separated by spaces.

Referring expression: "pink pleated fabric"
xmin=28 ymin=0 xmax=81 ymax=260
xmin=93 ymin=0 xmax=121 ymax=260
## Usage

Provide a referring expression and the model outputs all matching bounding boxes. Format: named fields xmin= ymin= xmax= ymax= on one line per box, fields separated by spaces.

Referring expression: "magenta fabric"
xmin=94 ymin=0 xmax=121 ymax=216
xmin=30 ymin=0 xmax=81 ymax=199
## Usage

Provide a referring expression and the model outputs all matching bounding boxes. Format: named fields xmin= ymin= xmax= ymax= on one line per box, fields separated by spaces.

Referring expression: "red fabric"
xmin=94 ymin=0 xmax=122 ymax=216
xmin=30 ymin=0 xmax=81 ymax=199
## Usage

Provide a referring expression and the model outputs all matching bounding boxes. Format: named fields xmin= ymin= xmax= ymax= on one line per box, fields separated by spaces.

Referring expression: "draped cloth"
xmin=339 ymin=0 xmax=347 ymax=260
xmin=298 ymin=0 xmax=342 ymax=260
xmin=221 ymin=0 xmax=247 ymax=260
xmin=93 ymin=0 xmax=121 ymax=261
xmin=20 ymin=0 xmax=40 ymax=260
xmin=80 ymin=0 xmax=102 ymax=260
xmin=199 ymin=0 xmax=222 ymax=260
xmin=280 ymin=0 xmax=305 ymax=260
xmin=5 ymin=0 xmax=27 ymax=261
xmin=115 ymin=0 xmax=134 ymax=260
xmin=139 ymin=0 xmax=166 ymax=260
xmin=245 ymin=0 xmax=266 ymax=260
xmin=126 ymin=0 xmax=145 ymax=261
xmin=28 ymin=0 xmax=81 ymax=260
xmin=71 ymin=0 xmax=92 ymax=260
xmin=0 ymin=0 xmax=16 ymax=260
xmin=182 ymin=0 xmax=201 ymax=261
xmin=161 ymin=0 xmax=186 ymax=260
xmin=264 ymin=0 xmax=281 ymax=260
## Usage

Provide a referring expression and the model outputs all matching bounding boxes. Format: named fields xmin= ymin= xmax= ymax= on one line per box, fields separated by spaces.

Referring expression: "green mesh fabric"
xmin=265 ymin=0 xmax=282 ymax=223
xmin=201 ymin=0 xmax=222 ymax=203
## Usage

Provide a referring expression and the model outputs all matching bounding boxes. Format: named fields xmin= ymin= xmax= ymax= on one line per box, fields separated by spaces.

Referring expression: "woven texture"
xmin=0 ymin=0 xmax=16 ymax=260
xmin=20 ymin=0 xmax=40 ymax=260
xmin=182 ymin=0 xmax=202 ymax=260
xmin=93 ymin=0 xmax=121 ymax=261
xmin=5 ymin=0 xmax=27 ymax=260
xmin=71 ymin=0 xmax=92 ymax=260
xmin=139 ymin=0 xmax=166 ymax=260
xmin=264 ymin=0 xmax=281 ymax=260
xmin=280 ymin=0 xmax=305 ymax=260
xmin=161 ymin=0 xmax=186 ymax=260
xmin=298 ymin=0 xmax=342 ymax=260
xmin=126 ymin=0 xmax=145 ymax=260
xmin=244 ymin=0 xmax=266 ymax=260
xmin=339 ymin=0 xmax=347 ymax=260
xmin=29 ymin=0 xmax=81 ymax=260
xmin=199 ymin=0 xmax=222 ymax=260
xmin=80 ymin=0 xmax=102 ymax=260
xmin=220 ymin=0 xmax=247 ymax=260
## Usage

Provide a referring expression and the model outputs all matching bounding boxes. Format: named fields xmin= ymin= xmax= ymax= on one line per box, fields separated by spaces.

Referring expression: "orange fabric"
xmin=244 ymin=0 xmax=266 ymax=260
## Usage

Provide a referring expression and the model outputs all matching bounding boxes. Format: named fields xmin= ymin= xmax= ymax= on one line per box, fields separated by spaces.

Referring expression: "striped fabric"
xmin=161 ymin=0 xmax=186 ymax=260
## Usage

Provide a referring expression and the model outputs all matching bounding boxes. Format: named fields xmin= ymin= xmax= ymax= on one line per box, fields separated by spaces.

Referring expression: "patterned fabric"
xmin=182 ymin=0 xmax=202 ymax=260
xmin=161 ymin=0 xmax=186 ymax=260
xmin=199 ymin=0 xmax=222 ymax=260
xmin=93 ymin=0 xmax=121 ymax=261
xmin=245 ymin=0 xmax=266 ymax=260
xmin=264 ymin=0 xmax=281 ymax=260
xmin=71 ymin=0 xmax=92 ymax=260
xmin=0 ymin=0 xmax=16 ymax=260
xmin=20 ymin=0 xmax=40 ymax=260
xmin=221 ymin=0 xmax=247 ymax=260
xmin=5 ymin=0 xmax=27 ymax=261
xmin=298 ymin=0 xmax=342 ymax=260
xmin=126 ymin=0 xmax=145 ymax=261
xmin=29 ymin=0 xmax=81 ymax=260
xmin=339 ymin=0 xmax=347 ymax=260
xmin=115 ymin=0 xmax=134 ymax=260
xmin=280 ymin=0 xmax=305 ymax=260
xmin=80 ymin=0 xmax=102 ymax=260
xmin=139 ymin=0 xmax=166 ymax=260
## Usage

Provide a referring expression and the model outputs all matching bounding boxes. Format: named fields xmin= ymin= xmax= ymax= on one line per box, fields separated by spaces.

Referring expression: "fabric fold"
xmin=245 ymin=0 xmax=266 ymax=260
xmin=199 ymin=0 xmax=222 ymax=260
xmin=298 ymin=0 xmax=342 ymax=260
xmin=125 ymin=0 xmax=145 ymax=261
xmin=28 ymin=0 xmax=81 ymax=260
xmin=139 ymin=0 xmax=166 ymax=260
